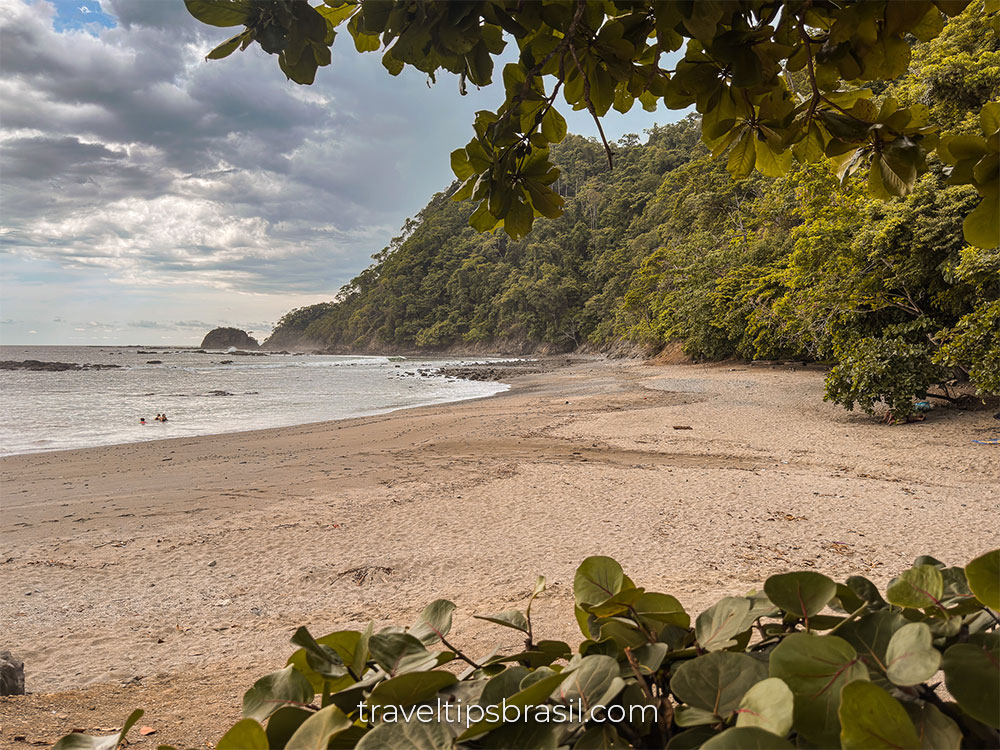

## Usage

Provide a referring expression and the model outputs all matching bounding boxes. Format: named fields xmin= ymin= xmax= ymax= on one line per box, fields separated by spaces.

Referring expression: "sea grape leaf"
xmin=52 ymin=710 xmax=145 ymax=750
xmin=634 ymin=592 xmax=690 ymax=629
xmin=409 ymin=599 xmax=456 ymax=646
xmin=265 ymin=706 xmax=312 ymax=749
xmin=965 ymin=549 xmax=1000 ymax=609
xmin=243 ymin=665 xmax=314 ymax=723
xmin=573 ymin=724 xmax=630 ymax=748
xmin=769 ymin=633 xmax=868 ymax=746
xmin=458 ymin=671 xmax=569 ymax=740
xmin=216 ymin=719 xmax=268 ymax=750
xmin=553 ymin=654 xmax=624 ymax=711
xmin=368 ymin=632 xmax=439 ymax=676
xmin=763 ymin=571 xmax=837 ymax=619
xmin=583 ymin=587 xmax=646 ymax=617
xmin=285 ymin=704 xmax=352 ymax=750
xmin=695 ymin=596 xmax=752 ymax=651
xmin=666 ymin=727 xmax=718 ymax=748
xmin=356 ymin=719 xmax=452 ymax=750
xmin=674 ymin=705 xmax=719 ymax=727
xmin=474 ymin=609 xmax=529 ymax=633
xmin=480 ymin=666 xmax=531 ymax=707
xmin=838 ymin=680 xmax=921 ymax=749
xmin=701 ymin=727 xmax=794 ymax=749
xmin=885 ymin=622 xmax=941 ymax=686
xmin=886 ymin=565 xmax=944 ymax=609
xmin=575 ymin=556 xmax=626 ymax=607
xmin=290 ymin=626 xmax=348 ymax=679
xmin=903 ymin=703 xmax=963 ymax=750
xmin=734 ymin=677 xmax=794 ymax=736
xmin=366 ymin=670 xmax=458 ymax=710
xmin=941 ymin=642 xmax=1000 ymax=727
xmin=670 ymin=651 xmax=768 ymax=717
xmin=837 ymin=609 xmax=907 ymax=676
xmin=846 ymin=575 xmax=887 ymax=607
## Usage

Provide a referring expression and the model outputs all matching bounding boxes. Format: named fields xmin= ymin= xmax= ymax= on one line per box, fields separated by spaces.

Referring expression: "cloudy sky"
xmin=0 ymin=0 xmax=683 ymax=345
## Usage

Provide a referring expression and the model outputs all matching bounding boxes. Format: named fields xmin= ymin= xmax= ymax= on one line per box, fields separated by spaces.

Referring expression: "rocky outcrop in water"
xmin=0 ymin=360 xmax=121 ymax=371
xmin=200 ymin=327 xmax=260 ymax=350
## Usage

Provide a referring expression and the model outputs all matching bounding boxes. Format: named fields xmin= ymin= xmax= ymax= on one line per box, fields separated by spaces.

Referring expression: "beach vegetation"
xmin=55 ymin=549 xmax=1000 ymax=748
xmin=198 ymin=2 xmax=1000 ymax=418
xmin=186 ymin=0 xmax=998 ymax=247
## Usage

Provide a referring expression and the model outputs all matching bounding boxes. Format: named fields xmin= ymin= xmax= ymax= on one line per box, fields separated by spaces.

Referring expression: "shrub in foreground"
xmin=56 ymin=550 xmax=999 ymax=749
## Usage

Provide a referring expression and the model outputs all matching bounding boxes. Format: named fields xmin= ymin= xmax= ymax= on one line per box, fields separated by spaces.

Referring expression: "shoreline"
xmin=2 ymin=358 xmax=998 ymax=746
xmin=0 ymin=354 xmax=552 ymax=459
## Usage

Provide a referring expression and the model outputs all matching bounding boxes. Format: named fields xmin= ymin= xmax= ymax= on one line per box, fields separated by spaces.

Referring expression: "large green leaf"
xmin=552 ymin=654 xmax=624 ymax=711
xmin=904 ymin=703 xmax=963 ymax=750
xmin=356 ymin=719 xmax=452 ymax=749
xmin=963 ymin=195 xmax=1000 ymax=248
xmin=769 ymin=633 xmax=868 ymax=746
xmin=184 ymin=0 xmax=251 ymax=27
xmin=409 ymin=599 xmax=456 ymax=646
xmin=265 ymin=706 xmax=312 ymax=749
xmin=290 ymin=626 xmax=348 ymax=679
xmin=701 ymin=727 xmax=793 ymax=749
xmin=885 ymin=622 xmax=941 ymax=686
xmin=695 ymin=596 xmax=751 ymax=651
xmin=763 ymin=571 xmax=836 ymax=620
xmin=754 ymin=139 xmax=792 ymax=178
xmin=886 ymin=565 xmax=944 ymax=609
xmin=728 ymin=131 xmax=755 ymax=178
xmin=366 ymin=670 xmax=458 ymax=710
xmin=458 ymin=671 xmax=569 ymax=740
xmin=285 ymin=705 xmax=352 ymax=750
xmin=480 ymin=666 xmax=531 ymax=707
xmin=368 ymin=632 xmax=438 ymax=676
xmin=837 ymin=609 xmax=907 ymax=676
xmin=574 ymin=556 xmax=625 ymax=607
xmin=582 ymin=586 xmax=646 ymax=618
xmin=474 ymin=609 xmax=529 ymax=634
xmin=633 ymin=592 xmax=690 ymax=629
xmin=216 ymin=718 xmax=268 ymax=750
xmin=942 ymin=642 xmax=1000 ymax=727
xmin=573 ymin=724 xmax=630 ymax=748
xmin=734 ymin=677 xmax=794 ymax=736
xmin=838 ymin=681 xmax=920 ymax=749
xmin=965 ymin=549 xmax=1000 ymax=608
xmin=243 ymin=665 xmax=315 ymax=723
xmin=670 ymin=651 xmax=768 ymax=717
xmin=52 ymin=710 xmax=144 ymax=750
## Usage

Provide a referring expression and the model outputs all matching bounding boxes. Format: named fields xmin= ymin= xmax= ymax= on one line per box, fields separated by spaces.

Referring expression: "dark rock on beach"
xmin=0 ymin=360 xmax=122 ymax=372
xmin=434 ymin=359 xmax=572 ymax=382
xmin=0 ymin=650 xmax=25 ymax=695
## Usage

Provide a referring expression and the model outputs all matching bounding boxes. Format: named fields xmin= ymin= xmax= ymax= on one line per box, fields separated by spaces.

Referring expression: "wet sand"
xmin=1 ymin=358 xmax=998 ymax=746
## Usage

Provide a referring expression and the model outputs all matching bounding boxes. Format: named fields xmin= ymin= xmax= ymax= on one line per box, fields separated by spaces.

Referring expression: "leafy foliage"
xmin=186 ymin=0 xmax=999 ymax=246
xmin=191 ymin=3 xmax=998 ymax=415
xmin=61 ymin=551 xmax=1000 ymax=749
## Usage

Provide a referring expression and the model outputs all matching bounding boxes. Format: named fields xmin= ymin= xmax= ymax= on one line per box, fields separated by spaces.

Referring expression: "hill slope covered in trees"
xmin=267 ymin=8 xmax=998 ymax=416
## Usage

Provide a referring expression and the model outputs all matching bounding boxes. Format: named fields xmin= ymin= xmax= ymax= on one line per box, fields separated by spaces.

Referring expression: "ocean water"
xmin=0 ymin=346 xmax=509 ymax=456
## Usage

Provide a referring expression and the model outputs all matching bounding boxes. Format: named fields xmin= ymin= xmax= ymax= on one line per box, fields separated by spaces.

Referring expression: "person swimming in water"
xmin=140 ymin=417 xmax=147 ymax=425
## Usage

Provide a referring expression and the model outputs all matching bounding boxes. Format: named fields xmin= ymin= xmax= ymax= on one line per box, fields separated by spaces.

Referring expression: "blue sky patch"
xmin=49 ymin=0 xmax=116 ymax=33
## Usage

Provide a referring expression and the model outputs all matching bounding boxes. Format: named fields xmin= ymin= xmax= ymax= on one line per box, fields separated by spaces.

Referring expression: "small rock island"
xmin=200 ymin=327 xmax=260 ymax=350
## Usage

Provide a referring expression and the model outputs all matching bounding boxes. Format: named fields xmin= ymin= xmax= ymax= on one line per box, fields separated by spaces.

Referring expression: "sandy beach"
xmin=1 ymin=358 xmax=998 ymax=746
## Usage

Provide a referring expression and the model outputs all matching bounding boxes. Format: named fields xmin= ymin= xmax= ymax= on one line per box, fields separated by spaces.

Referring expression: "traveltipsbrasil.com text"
xmin=356 ymin=699 xmax=658 ymax=727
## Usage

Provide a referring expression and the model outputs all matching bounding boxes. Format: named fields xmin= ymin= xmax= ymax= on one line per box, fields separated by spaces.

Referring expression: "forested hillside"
xmin=267 ymin=7 xmax=998 ymax=416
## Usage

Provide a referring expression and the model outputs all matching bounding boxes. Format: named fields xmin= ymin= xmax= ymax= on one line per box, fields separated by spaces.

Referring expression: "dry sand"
xmin=1 ymin=358 xmax=998 ymax=746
